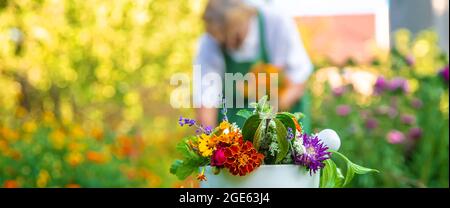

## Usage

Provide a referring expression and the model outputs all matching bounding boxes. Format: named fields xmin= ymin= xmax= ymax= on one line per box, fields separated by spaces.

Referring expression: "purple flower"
xmin=411 ymin=98 xmax=423 ymax=109
xmin=386 ymin=130 xmax=406 ymax=144
xmin=374 ymin=76 xmax=388 ymax=94
xmin=406 ymin=54 xmax=415 ymax=66
xmin=388 ymin=77 xmax=409 ymax=93
xmin=439 ymin=65 xmax=449 ymax=83
xmin=178 ymin=116 xmax=185 ymax=126
xmin=408 ymin=127 xmax=423 ymax=140
xmin=401 ymin=114 xmax=416 ymax=125
xmin=287 ymin=127 xmax=294 ymax=140
xmin=179 ymin=116 xmax=214 ymax=135
xmin=332 ymin=86 xmax=347 ymax=97
xmin=336 ymin=105 xmax=352 ymax=116
xmin=293 ymin=134 xmax=331 ymax=175
xmin=388 ymin=107 xmax=398 ymax=119
xmin=204 ymin=126 xmax=213 ymax=135
xmin=365 ymin=118 xmax=379 ymax=130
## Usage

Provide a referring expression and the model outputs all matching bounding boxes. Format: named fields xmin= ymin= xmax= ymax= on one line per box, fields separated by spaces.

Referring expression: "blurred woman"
xmin=194 ymin=0 xmax=313 ymax=130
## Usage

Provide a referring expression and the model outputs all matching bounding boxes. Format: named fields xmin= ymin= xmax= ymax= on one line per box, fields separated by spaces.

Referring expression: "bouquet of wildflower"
xmin=170 ymin=96 xmax=378 ymax=187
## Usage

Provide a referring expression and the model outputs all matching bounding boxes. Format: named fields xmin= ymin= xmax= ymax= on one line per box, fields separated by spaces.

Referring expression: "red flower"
xmin=224 ymin=141 xmax=264 ymax=176
xmin=211 ymin=148 xmax=226 ymax=167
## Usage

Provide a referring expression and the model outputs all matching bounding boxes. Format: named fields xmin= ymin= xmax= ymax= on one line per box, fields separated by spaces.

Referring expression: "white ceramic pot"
xmin=200 ymin=165 xmax=320 ymax=188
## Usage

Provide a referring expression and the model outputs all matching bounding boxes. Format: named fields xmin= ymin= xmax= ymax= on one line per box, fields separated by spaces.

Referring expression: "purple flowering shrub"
xmin=311 ymin=29 xmax=449 ymax=188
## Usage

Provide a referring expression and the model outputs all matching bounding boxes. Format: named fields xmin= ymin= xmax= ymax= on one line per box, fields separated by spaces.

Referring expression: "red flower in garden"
xmin=3 ymin=180 xmax=19 ymax=188
xmin=223 ymin=140 xmax=264 ymax=176
xmin=211 ymin=147 xmax=226 ymax=167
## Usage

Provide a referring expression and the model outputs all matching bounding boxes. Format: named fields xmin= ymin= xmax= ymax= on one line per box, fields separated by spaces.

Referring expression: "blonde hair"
xmin=203 ymin=0 xmax=255 ymax=26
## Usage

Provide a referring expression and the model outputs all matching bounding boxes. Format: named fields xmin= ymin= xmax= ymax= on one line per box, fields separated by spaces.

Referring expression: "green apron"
xmin=218 ymin=11 xmax=311 ymax=133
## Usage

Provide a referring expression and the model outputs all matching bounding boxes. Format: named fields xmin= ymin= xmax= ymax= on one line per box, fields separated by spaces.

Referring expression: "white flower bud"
xmin=317 ymin=129 xmax=341 ymax=151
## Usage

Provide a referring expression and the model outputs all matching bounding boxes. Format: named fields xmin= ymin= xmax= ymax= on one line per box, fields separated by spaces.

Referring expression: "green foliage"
xmin=320 ymin=159 xmax=344 ymax=188
xmin=242 ymin=115 xmax=262 ymax=142
xmin=170 ymin=137 xmax=209 ymax=180
xmin=243 ymin=97 xmax=295 ymax=164
xmin=236 ymin=109 xmax=253 ymax=120
xmin=276 ymin=113 xmax=297 ymax=135
xmin=0 ymin=0 xmax=207 ymax=188
xmin=273 ymin=119 xmax=289 ymax=163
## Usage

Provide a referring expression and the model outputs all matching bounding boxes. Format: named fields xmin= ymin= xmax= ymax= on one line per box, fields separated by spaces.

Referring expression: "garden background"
xmin=0 ymin=0 xmax=448 ymax=188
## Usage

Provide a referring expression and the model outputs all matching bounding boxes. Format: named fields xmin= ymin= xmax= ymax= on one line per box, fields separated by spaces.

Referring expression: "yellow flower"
xmin=66 ymin=152 xmax=83 ymax=167
xmin=50 ymin=129 xmax=65 ymax=150
xmin=23 ymin=121 xmax=37 ymax=133
xmin=71 ymin=125 xmax=85 ymax=139
xmin=37 ymin=170 xmax=50 ymax=188
xmin=43 ymin=111 xmax=55 ymax=124
xmin=219 ymin=121 xmax=231 ymax=131
xmin=198 ymin=134 xmax=215 ymax=157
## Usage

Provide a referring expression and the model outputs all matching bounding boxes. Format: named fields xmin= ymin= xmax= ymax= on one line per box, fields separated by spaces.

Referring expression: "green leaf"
xmin=253 ymin=121 xmax=264 ymax=151
xmin=330 ymin=150 xmax=379 ymax=187
xmin=171 ymin=137 xmax=210 ymax=180
xmin=236 ymin=109 xmax=254 ymax=119
xmin=170 ymin=159 xmax=183 ymax=175
xmin=320 ymin=159 xmax=343 ymax=188
xmin=170 ymin=160 xmax=197 ymax=180
xmin=276 ymin=113 xmax=297 ymax=136
xmin=293 ymin=112 xmax=305 ymax=120
xmin=242 ymin=114 xmax=262 ymax=142
xmin=170 ymin=155 xmax=209 ymax=180
xmin=176 ymin=136 xmax=196 ymax=158
xmin=273 ymin=118 xmax=289 ymax=163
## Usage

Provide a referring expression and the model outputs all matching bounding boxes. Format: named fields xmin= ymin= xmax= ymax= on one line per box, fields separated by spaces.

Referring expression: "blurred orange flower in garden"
xmin=65 ymin=184 xmax=81 ymax=188
xmin=91 ymin=128 xmax=104 ymax=141
xmin=3 ymin=180 xmax=19 ymax=188
xmin=86 ymin=151 xmax=107 ymax=164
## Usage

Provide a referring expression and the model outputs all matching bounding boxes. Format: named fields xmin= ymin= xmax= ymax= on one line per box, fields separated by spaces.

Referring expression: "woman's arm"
xmin=279 ymin=80 xmax=307 ymax=111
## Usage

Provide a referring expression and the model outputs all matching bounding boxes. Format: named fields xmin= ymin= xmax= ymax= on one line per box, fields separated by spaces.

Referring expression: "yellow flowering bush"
xmin=0 ymin=0 xmax=207 ymax=187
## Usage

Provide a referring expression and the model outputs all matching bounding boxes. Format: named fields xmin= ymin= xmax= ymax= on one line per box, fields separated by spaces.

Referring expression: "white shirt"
xmin=193 ymin=7 xmax=313 ymax=107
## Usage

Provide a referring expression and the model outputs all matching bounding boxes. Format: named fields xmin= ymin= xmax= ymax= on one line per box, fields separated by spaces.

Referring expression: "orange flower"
xmin=0 ymin=127 xmax=19 ymax=141
xmin=292 ymin=118 xmax=302 ymax=133
xmin=91 ymin=127 xmax=104 ymax=141
xmin=86 ymin=151 xmax=106 ymax=164
xmin=248 ymin=63 xmax=287 ymax=99
xmin=215 ymin=131 xmax=241 ymax=146
xmin=196 ymin=168 xmax=207 ymax=182
xmin=3 ymin=180 xmax=19 ymax=188
xmin=219 ymin=121 xmax=231 ymax=131
xmin=224 ymin=140 xmax=264 ymax=176
xmin=117 ymin=136 xmax=134 ymax=157
xmin=65 ymin=184 xmax=81 ymax=188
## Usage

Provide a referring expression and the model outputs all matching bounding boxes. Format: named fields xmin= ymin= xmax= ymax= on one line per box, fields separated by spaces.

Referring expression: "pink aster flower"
xmin=386 ymin=130 xmax=406 ymax=144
